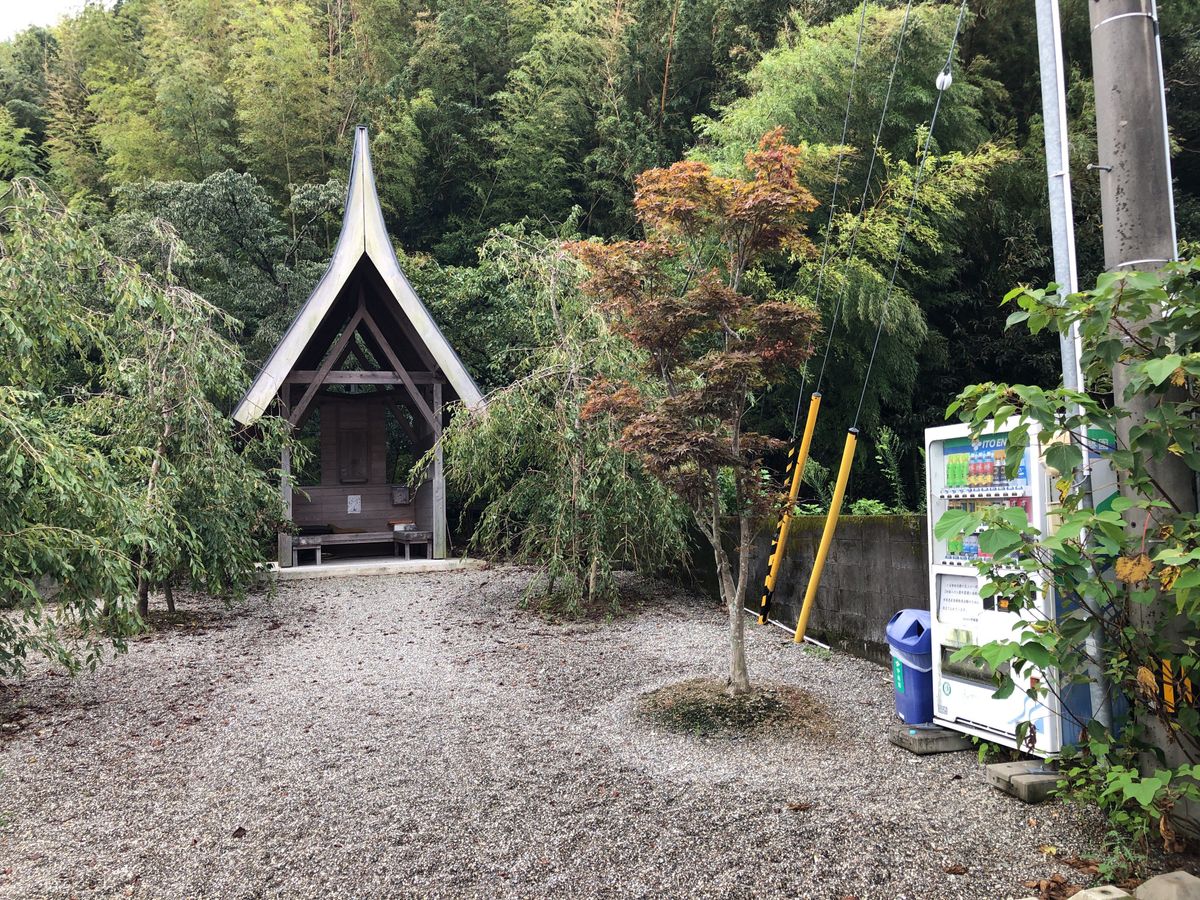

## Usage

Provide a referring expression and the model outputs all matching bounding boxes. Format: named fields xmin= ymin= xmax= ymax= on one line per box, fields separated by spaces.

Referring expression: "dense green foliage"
xmin=940 ymin=261 xmax=1200 ymax=869
xmin=2 ymin=1 xmax=1199 ymax=669
xmin=0 ymin=181 xmax=289 ymax=675
xmin=430 ymin=226 xmax=690 ymax=611
xmin=5 ymin=0 xmax=1196 ymax=507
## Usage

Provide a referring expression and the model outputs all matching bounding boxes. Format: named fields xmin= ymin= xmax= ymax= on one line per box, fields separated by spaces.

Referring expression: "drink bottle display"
xmin=927 ymin=420 xmax=1115 ymax=755
xmin=936 ymin=435 xmax=1037 ymax=566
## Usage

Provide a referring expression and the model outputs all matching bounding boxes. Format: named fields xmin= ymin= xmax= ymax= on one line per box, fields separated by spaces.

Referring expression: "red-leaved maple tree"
xmin=570 ymin=129 xmax=821 ymax=694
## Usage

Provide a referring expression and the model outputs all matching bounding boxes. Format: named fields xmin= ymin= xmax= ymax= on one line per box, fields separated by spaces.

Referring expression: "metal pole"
xmin=1035 ymin=0 xmax=1081 ymax=379
xmin=1036 ymin=0 xmax=1112 ymax=730
xmin=758 ymin=392 xmax=822 ymax=624
xmin=794 ymin=428 xmax=857 ymax=643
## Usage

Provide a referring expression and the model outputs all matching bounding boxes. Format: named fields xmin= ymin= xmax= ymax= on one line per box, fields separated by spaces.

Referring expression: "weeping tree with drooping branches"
xmin=571 ymin=128 xmax=821 ymax=695
xmin=0 ymin=179 xmax=290 ymax=676
xmin=428 ymin=223 xmax=691 ymax=613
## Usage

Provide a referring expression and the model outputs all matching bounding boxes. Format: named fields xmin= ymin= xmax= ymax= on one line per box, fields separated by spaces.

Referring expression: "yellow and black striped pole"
xmin=794 ymin=427 xmax=857 ymax=643
xmin=1161 ymin=660 xmax=1196 ymax=714
xmin=758 ymin=392 xmax=822 ymax=624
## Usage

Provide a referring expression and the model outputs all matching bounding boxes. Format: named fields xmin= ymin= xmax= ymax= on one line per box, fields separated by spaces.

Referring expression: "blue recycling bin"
xmin=886 ymin=609 xmax=933 ymax=724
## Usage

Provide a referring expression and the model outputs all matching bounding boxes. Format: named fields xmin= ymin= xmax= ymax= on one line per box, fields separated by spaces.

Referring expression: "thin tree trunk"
xmin=137 ymin=418 xmax=174 ymax=618
xmin=731 ymin=514 xmax=752 ymax=691
xmin=708 ymin=482 xmax=751 ymax=695
xmin=137 ymin=575 xmax=150 ymax=619
xmin=137 ymin=324 xmax=178 ymax=620
xmin=163 ymin=580 xmax=175 ymax=614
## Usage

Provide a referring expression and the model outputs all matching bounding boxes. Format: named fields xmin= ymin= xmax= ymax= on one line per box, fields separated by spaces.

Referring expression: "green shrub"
xmin=941 ymin=260 xmax=1200 ymax=856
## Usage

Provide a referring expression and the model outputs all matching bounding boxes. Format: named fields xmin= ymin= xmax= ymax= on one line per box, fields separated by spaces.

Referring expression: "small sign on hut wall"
xmin=347 ymin=494 xmax=361 ymax=514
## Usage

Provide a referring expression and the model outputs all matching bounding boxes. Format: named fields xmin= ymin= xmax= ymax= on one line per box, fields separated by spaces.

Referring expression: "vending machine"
xmin=923 ymin=420 xmax=1111 ymax=756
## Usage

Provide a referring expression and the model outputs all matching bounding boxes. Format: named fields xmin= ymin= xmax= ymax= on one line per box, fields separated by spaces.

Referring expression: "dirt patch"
xmin=523 ymin=570 xmax=696 ymax=624
xmin=637 ymin=676 xmax=833 ymax=738
xmin=138 ymin=605 xmax=264 ymax=636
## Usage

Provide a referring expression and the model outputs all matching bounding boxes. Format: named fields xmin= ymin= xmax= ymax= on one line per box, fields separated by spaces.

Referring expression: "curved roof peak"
xmin=233 ymin=126 xmax=484 ymax=425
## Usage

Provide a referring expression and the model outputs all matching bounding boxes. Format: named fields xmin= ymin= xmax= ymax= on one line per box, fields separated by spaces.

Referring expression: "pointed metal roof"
xmin=233 ymin=126 xmax=484 ymax=425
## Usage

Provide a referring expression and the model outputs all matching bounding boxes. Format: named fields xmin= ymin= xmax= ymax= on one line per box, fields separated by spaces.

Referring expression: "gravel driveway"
xmin=0 ymin=566 xmax=1104 ymax=899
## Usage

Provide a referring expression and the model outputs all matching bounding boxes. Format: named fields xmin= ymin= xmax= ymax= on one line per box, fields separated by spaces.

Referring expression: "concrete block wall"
xmin=749 ymin=515 xmax=929 ymax=665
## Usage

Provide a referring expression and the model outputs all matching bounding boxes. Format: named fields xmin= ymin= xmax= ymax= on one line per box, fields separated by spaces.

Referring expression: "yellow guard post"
xmin=758 ymin=392 xmax=822 ymax=624
xmin=794 ymin=427 xmax=858 ymax=643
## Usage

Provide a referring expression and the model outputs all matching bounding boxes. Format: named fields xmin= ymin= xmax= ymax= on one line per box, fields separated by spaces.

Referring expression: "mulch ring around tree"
xmin=638 ymin=676 xmax=834 ymax=739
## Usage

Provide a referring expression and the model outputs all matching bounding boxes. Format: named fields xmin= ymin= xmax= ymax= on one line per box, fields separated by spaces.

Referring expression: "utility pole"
xmin=1089 ymin=0 xmax=1196 ymax=819
xmin=1035 ymin=0 xmax=1112 ymax=730
xmin=1090 ymin=0 xmax=1177 ymax=277
xmin=1088 ymin=0 xmax=1194 ymax=512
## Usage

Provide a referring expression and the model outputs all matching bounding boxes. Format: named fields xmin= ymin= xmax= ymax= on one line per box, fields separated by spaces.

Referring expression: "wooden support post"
xmin=278 ymin=390 xmax=294 ymax=568
xmin=433 ymin=381 xmax=447 ymax=559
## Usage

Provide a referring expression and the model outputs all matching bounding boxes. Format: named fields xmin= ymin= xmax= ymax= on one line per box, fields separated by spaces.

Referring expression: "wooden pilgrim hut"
xmin=233 ymin=126 xmax=483 ymax=566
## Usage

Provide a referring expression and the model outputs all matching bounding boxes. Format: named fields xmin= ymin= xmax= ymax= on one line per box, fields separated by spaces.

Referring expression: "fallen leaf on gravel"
xmin=231 ymin=826 xmax=246 ymax=839
xmin=1027 ymin=817 xmax=1040 ymax=827
xmin=786 ymin=801 xmax=813 ymax=812
xmin=1039 ymin=845 xmax=1058 ymax=856
xmin=943 ymin=864 xmax=967 ymax=875
xmin=1021 ymin=873 xmax=1080 ymax=899
xmin=1061 ymin=856 xmax=1098 ymax=876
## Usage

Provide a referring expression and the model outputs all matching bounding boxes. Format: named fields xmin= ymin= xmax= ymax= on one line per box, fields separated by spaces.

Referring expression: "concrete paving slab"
xmin=1077 ymin=886 xmax=1133 ymax=899
xmin=986 ymin=759 xmax=1059 ymax=804
xmin=887 ymin=722 xmax=974 ymax=755
xmin=263 ymin=557 xmax=486 ymax=581
xmin=1137 ymin=871 xmax=1200 ymax=900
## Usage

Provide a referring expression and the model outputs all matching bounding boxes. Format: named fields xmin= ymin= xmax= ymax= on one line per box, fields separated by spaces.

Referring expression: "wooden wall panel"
xmin=316 ymin=395 xmax=387 ymax=486
xmin=414 ymin=479 xmax=433 ymax=534
xmin=370 ymin=397 xmax=387 ymax=483
xmin=319 ymin=402 xmax=338 ymax=485
xmin=296 ymin=387 xmax=439 ymax=538
xmin=293 ymin=483 xmax=432 ymax=532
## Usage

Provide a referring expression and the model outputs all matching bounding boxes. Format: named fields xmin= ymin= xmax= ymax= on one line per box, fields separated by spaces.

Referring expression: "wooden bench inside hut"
xmin=232 ymin=126 xmax=484 ymax=567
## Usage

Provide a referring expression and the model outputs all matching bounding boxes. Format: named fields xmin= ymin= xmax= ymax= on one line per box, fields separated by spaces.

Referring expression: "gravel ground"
xmin=0 ymin=565 xmax=1111 ymax=899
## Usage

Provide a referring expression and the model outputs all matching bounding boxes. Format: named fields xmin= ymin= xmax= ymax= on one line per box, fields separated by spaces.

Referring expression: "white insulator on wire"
xmin=936 ymin=69 xmax=953 ymax=91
